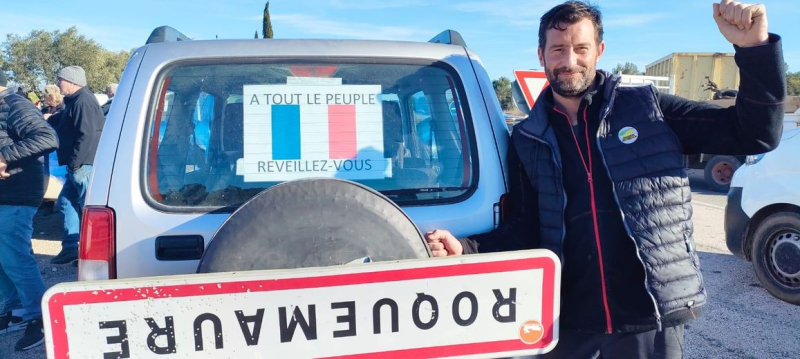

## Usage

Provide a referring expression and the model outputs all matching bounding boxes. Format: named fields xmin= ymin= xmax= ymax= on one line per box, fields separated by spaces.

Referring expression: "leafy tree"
xmin=492 ymin=76 xmax=514 ymax=111
xmin=263 ymin=2 xmax=274 ymax=39
xmin=611 ymin=62 xmax=643 ymax=75
xmin=1 ymin=27 xmax=130 ymax=92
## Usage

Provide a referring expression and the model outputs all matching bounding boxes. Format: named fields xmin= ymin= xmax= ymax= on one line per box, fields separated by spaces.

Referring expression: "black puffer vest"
xmin=513 ymin=71 xmax=706 ymax=326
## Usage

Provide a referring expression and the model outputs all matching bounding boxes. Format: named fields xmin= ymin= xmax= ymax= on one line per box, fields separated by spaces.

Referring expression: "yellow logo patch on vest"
xmin=618 ymin=127 xmax=639 ymax=144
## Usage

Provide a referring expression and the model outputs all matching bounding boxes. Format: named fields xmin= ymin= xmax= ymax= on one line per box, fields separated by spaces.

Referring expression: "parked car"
xmin=725 ymin=127 xmax=800 ymax=305
xmin=76 ymin=27 xmax=512 ymax=281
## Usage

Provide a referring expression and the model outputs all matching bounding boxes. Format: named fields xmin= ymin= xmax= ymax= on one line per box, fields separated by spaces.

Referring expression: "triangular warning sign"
xmin=514 ymin=70 xmax=549 ymax=111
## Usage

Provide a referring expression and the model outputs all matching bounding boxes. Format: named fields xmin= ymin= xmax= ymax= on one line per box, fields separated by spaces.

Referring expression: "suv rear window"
xmin=144 ymin=61 xmax=476 ymax=209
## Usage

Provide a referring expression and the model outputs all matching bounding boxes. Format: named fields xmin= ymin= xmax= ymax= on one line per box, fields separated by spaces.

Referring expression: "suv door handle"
xmin=155 ymin=235 xmax=204 ymax=261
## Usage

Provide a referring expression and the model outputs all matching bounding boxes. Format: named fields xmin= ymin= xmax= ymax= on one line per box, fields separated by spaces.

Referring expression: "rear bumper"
xmin=725 ymin=187 xmax=750 ymax=260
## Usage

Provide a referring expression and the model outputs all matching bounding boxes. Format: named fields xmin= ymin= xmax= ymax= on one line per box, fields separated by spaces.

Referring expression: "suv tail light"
xmin=77 ymin=206 xmax=116 ymax=280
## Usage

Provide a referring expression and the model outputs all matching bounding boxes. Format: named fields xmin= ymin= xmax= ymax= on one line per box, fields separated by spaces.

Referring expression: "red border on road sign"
xmin=514 ymin=70 xmax=549 ymax=110
xmin=48 ymin=258 xmax=556 ymax=358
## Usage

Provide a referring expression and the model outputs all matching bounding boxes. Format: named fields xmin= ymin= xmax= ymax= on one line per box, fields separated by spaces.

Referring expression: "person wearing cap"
xmin=46 ymin=65 xmax=106 ymax=265
xmin=0 ymin=68 xmax=59 ymax=351
xmin=101 ymin=83 xmax=117 ymax=117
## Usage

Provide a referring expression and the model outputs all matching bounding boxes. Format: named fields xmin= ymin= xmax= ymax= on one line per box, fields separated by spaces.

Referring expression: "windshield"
xmin=144 ymin=61 xmax=475 ymax=209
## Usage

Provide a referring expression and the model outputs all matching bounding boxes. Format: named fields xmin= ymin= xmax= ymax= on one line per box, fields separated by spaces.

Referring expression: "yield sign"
xmin=514 ymin=70 xmax=549 ymax=111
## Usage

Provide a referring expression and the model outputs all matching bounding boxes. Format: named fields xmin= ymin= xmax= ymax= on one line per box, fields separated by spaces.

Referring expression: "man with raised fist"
xmin=426 ymin=1 xmax=784 ymax=357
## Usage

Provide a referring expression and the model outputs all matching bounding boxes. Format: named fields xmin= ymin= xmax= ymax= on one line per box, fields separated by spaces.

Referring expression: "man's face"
xmin=538 ymin=18 xmax=605 ymax=99
xmin=57 ymin=78 xmax=76 ymax=96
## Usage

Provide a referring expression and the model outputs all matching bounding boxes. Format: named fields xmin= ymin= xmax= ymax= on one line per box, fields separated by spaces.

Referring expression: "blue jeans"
xmin=58 ymin=165 xmax=91 ymax=249
xmin=0 ymin=205 xmax=46 ymax=320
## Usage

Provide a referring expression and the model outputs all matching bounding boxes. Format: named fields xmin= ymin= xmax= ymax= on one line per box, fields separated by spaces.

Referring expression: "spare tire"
xmin=197 ymin=178 xmax=429 ymax=273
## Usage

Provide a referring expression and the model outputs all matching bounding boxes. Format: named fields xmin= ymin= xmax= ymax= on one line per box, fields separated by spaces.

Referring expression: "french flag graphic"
xmin=242 ymin=84 xmax=391 ymax=182
xmin=271 ymin=104 xmax=358 ymax=160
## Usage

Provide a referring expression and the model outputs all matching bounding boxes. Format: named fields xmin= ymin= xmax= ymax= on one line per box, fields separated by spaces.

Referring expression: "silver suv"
xmin=78 ymin=27 xmax=511 ymax=280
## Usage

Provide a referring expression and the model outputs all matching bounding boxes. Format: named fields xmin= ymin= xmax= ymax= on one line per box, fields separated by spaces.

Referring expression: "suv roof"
xmin=137 ymin=38 xmax=473 ymax=61
xmin=139 ymin=26 xmax=471 ymax=59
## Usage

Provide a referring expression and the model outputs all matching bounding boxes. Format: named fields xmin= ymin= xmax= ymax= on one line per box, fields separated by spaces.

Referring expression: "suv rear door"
xmin=92 ymin=40 xmax=508 ymax=279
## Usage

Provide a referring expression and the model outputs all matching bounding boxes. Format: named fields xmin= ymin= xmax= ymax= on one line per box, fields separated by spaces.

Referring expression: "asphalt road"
xmin=2 ymin=175 xmax=798 ymax=358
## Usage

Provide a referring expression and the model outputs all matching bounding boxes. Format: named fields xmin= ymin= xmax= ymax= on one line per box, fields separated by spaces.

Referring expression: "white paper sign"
xmin=241 ymin=84 xmax=392 ymax=182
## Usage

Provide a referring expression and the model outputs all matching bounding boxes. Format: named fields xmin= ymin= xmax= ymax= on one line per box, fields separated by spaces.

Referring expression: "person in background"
xmin=0 ymin=68 xmax=59 ymax=352
xmin=42 ymin=85 xmax=65 ymax=116
xmin=42 ymin=84 xmax=79 ymax=254
xmin=101 ymin=83 xmax=117 ymax=117
xmin=45 ymin=66 xmax=105 ymax=265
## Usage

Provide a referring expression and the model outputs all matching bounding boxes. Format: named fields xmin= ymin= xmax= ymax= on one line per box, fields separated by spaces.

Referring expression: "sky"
xmin=1 ymin=0 xmax=798 ymax=80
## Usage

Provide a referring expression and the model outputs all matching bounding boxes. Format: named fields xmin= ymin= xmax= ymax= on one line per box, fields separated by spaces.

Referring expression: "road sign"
xmin=43 ymin=250 xmax=560 ymax=359
xmin=514 ymin=70 xmax=549 ymax=111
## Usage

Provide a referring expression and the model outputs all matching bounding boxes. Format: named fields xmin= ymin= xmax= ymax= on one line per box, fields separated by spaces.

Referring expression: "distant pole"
xmin=263 ymin=1 xmax=273 ymax=39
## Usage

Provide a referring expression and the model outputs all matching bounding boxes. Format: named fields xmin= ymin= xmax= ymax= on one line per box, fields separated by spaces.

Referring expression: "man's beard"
xmin=545 ymin=65 xmax=595 ymax=99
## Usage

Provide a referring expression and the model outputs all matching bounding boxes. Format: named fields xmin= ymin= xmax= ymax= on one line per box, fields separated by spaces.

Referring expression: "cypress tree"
xmin=263 ymin=2 xmax=274 ymax=39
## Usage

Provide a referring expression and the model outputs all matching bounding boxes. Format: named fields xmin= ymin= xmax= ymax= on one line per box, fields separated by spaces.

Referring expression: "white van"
xmin=725 ymin=127 xmax=800 ymax=305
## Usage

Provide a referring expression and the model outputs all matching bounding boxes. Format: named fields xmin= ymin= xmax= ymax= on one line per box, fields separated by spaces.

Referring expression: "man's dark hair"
xmin=538 ymin=1 xmax=603 ymax=49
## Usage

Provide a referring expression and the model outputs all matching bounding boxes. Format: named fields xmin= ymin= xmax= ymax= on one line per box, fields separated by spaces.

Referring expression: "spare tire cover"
xmin=197 ymin=178 xmax=430 ymax=273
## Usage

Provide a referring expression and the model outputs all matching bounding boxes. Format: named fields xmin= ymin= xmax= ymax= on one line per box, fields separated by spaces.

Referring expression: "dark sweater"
xmin=0 ymin=88 xmax=59 ymax=207
xmin=461 ymin=34 xmax=785 ymax=333
xmin=51 ymin=86 xmax=105 ymax=169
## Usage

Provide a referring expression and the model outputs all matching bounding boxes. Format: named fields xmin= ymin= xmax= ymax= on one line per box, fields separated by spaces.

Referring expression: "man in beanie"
xmin=0 ymin=69 xmax=59 ymax=351
xmin=46 ymin=65 xmax=105 ymax=264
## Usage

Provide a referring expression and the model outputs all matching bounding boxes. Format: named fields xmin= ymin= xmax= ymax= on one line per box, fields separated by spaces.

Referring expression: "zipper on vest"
xmin=554 ymin=106 xmax=614 ymax=334
xmin=594 ymin=100 xmax=664 ymax=331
